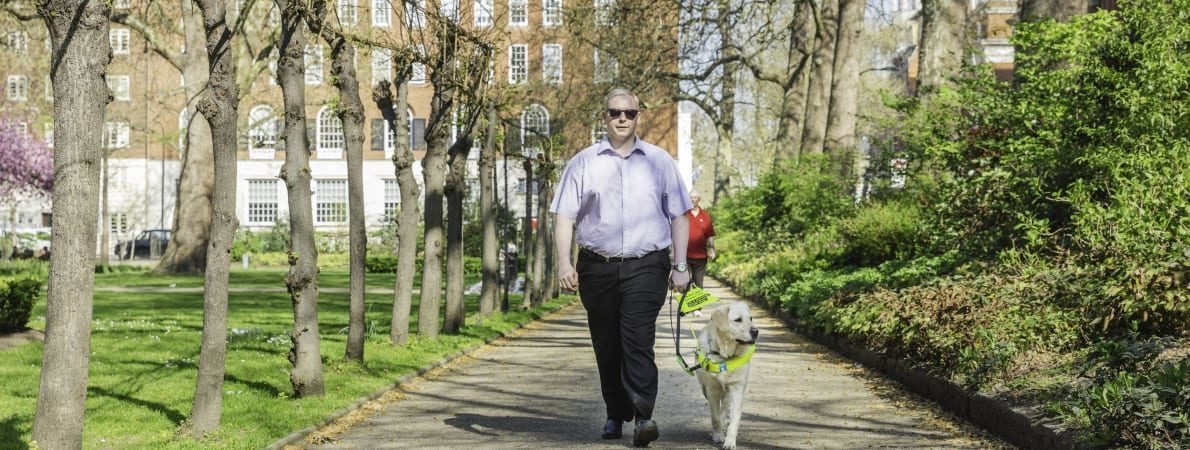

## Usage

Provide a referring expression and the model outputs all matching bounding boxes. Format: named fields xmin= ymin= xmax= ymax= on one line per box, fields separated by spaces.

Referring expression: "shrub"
xmin=836 ymin=201 xmax=923 ymax=267
xmin=0 ymin=276 xmax=42 ymax=332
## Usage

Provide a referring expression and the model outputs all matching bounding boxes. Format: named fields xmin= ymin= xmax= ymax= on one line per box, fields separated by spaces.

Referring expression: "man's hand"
xmin=708 ymin=247 xmax=716 ymax=260
xmin=558 ymin=263 xmax=579 ymax=291
xmin=670 ymin=269 xmax=691 ymax=291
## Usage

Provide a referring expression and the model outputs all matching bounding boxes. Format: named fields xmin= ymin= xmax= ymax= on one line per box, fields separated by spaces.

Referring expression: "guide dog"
xmin=694 ymin=301 xmax=759 ymax=450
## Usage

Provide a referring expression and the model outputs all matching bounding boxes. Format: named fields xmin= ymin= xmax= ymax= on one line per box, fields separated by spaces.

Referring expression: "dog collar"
xmin=694 ymin=344 xmax=755 ymax=373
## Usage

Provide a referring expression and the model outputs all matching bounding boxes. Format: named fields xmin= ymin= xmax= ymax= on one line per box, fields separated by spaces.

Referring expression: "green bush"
xmin=836 ymin=202 xmax=922 ymax=267
xmin=0 ymin=276 xmax=42 ymax=332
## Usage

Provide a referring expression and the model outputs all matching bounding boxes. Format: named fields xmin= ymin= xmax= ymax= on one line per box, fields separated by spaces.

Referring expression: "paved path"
xmin=302 ymin=279 xmax=1006 ymax=449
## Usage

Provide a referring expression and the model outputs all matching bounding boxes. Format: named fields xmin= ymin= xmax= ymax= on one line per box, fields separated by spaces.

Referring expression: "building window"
xmin=371 ymin=48 xmax=391 ymax=84
xmin=383 ymin=178 xmax=399 ymax=219
xmin=337 ymin=0 xmax=358 ymax=24
xmin=473 ymin=0 xmax=492 ymax=26
xmin=43 ymin=122 xmax=53 ymax=147
xmin=305 ymin=44 xmax=323 ymax=85
xmin=509 ymin=0 xmax=527 ymax=26
xmin=247 ymin=179 xmax=279 ymax=224
xmin=373 ymin=0 xmax=391 ymax=26
xmin=315 ymin=179 xmax=348 ymax=224
xmin=6 ymin=31 xmax=28 ymax=54
xmin=595 ymin=0 xmax=615 ymax=26
xmin=105 ymin=121 xmax=130 ymax=149
xmin=110 ymin=28 xmax=131 ymax=56
xmin=248 ymin=105 xmax=278 ymax=156
xmin=543 ymin=44 xmax=562 ymax=84
xmin=317 ymin=105 xmax=344 ymax=158
xmin=114 ymin=0 xmax=130 ymax=9
xmin=407 ymin=0 xmax=426 ymax=28
xmin=441 ymin=0 xmax=458 ymax=22
xmin=520 ymin=103 xmax=549 ymax=157
xmin=594 ymin=49 xmax=618 ymax=83
xmin=515 ymin=178 xmax=539 ymax=194
xmin=591 ymin=121 xmax=607 ymax=143
xmin=508 ymin=44 xmax=527 ymax=84
xmin=11 ymin=122 xmax=28 ymax=138
xmin=108 ymin=75 xmax=130 ymax=101
xmin=411 ymin=45 xmax=427 ymax=84
xmin=6 ymin=75 xmax=27 ymax=102
xmin=109 ymin=212 xmax=130 ymax=235
xmin=543 ymin=0 xmax=562 ymax=27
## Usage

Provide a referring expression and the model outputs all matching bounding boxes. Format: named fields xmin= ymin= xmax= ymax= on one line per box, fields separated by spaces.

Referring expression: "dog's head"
xmin=709 ymin=302 xmax=759 ymax=346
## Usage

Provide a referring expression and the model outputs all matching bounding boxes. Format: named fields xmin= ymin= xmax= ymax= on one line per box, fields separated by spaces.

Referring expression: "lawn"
xmin=0 ymin=268 xmax=569 ymax=449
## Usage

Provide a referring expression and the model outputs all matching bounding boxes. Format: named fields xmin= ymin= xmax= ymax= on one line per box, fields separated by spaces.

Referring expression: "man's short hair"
xmin=604 ymin=88 xmax=639 ymax=108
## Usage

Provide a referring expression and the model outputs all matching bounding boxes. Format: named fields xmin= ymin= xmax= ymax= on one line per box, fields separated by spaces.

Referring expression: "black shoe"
xmin=632 ymin=419 xmax=659 ymax=447
xmin=601 ymin=418 xmax=623 ymax=439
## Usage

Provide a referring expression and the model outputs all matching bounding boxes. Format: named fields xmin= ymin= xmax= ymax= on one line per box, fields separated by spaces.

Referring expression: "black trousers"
xmin=577 ymin=249 xmax=669 ymax=422
xmin=688 ymin=258 xmax=708 ymax=288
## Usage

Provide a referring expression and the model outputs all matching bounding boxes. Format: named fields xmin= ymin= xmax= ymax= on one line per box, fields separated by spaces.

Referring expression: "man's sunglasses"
xmin=606 ymin=108 xmax=639 ymax=120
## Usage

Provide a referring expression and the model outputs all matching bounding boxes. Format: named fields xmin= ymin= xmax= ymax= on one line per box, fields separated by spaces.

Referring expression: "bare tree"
xmin=187 ymin=0 xmax=240 ymax=435
xmin=31 ymin=0 xmax=111 ymax=447
xmin=799 ymin=0 xmax=838 ymax=156
xmin=478 ymin=106 xmax=499 ymax=316
xmin=443 ymin=136 xmax=473 ymax=332
xmin=373 ymin=75 xmax=419 ymax=345
xmin=307 ymin=0 xmax=368 ymax=362
xmin=156 ymin=0 xmax=216 ymax=274
xmin=274 ymin=0 xmax=324 ymax=396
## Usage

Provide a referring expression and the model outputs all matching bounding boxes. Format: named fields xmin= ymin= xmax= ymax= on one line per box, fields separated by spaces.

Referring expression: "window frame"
xmin=246 ymin=179 xmax=279 ymax=225
xmin=110 ymin=28 xmax=131 ymax=56
xmin=543 ymin=0 xmax=562 ymax=27
xmin=316 ymin=105 xmax=345 ymax=159
xmin=304 ymin=44 xmax=324 ymax=86
xmin=372 ymin=0 xmax=391 ymax=27
xmin=508 ymin=44 xmax=527 ymax=84
xmin=105 ymin=121 xmax=131 ymax=149
xmin=473 ymin=0 xmax=492 ymax=27
xmin=508 ymin=0 xmax=527 ymax=26
xmin=337 ymin=0 xmax=358 ymax=25
xmin=542 ymin=43 xmax=562 ymax=84
xmin=314 ymin=179 xmax=349 ymax=224
xmin=108 ymin=74 xmax=131 ymax=102
xmin=7 ymin=75 xmax=28 ymax=102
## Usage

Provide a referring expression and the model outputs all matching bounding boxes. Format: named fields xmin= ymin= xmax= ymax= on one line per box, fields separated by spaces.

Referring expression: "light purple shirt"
xmin=550 ymin=137 xmax=692 ymax=258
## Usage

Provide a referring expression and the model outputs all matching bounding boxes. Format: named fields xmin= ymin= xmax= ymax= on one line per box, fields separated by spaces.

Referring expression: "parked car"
xmin=115 ymin=229 xmax=171 ymax=259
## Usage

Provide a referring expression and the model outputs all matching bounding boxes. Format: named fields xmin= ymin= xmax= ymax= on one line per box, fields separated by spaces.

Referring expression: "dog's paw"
xmin=721 ymin=438 xmax=737 ymax=450
xmin=711 ymin=432 xmax=725 ymax=444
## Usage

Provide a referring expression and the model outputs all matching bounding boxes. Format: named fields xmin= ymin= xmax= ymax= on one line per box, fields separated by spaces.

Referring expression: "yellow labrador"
xmin=694 ymin=302 xmax=759 ymax=449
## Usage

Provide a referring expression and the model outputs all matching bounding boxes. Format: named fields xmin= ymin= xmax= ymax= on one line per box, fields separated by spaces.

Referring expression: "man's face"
xmin=690 ymin=192 xmax=701 ymax=208
xmin=604 ymin=94 xmax=639 ymax=142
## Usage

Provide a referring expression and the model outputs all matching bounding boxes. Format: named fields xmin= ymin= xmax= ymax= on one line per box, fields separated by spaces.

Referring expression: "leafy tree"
xmin=0 ymin=116 xmax=53 ymax=260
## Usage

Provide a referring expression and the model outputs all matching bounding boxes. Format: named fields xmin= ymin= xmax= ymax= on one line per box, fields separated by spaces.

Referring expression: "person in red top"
xmin=685 ymin=190 xmax=716 ymax=287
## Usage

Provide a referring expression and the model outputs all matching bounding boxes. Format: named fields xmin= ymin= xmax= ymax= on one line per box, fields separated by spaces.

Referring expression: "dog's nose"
xmin=750 ymin=328 xmax=759 ymax=339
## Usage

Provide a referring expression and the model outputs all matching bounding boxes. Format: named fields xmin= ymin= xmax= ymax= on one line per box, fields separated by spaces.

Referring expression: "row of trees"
xmin=17 ymin=0 xmax=601 ymax=446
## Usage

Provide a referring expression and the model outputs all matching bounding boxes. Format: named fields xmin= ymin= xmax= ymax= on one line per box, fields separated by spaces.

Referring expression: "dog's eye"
xmin=734 ymin=318 xmax=742 ymax=322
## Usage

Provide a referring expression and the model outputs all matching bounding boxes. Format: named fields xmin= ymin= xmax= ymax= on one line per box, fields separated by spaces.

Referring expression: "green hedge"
xmin=0 ymin=276 xmax=42 ymax=332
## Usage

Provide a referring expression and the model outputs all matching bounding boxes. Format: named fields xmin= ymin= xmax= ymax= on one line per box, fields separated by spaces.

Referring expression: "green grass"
xmin=0 ymin=268 xmax=568 ymax=449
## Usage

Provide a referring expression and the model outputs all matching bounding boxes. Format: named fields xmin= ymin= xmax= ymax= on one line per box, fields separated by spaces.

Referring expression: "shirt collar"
xmin=597 ymin=136 xmax=647 ymax=158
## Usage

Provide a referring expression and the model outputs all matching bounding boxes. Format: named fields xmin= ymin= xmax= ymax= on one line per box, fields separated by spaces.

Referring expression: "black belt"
xmin=579 ymin=248 xmax=662 ymax=263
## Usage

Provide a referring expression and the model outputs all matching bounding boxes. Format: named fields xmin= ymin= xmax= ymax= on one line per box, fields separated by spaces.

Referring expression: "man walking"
xmin=552 ymin=88 xmax=692 ymax=447
xmin=685 ymin=190 xmax=716 ymax=287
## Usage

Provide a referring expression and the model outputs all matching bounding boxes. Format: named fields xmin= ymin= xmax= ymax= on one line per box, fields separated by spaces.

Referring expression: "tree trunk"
xmin=443 ymin=137 xmax=472 ymax=333
xmin=317 ymin=21 xmax=368 ymax=363
xmin=32 ymin=1 xmax=110 ymax=447
xmin=156 ymin=0 xmax=214 ymax=274
xmin=276 ymin=0 xmax=324 ymax=397
xmin=418 ymin=89 xmax=452 ymax=339
xmin=100 ymin=152 xmax=110 ymax=265
xmin=773 ymin=0 xmax=815 ymax=164
xmin=916 ymin=0 xmax=968 ymax=94
xmin=539 ymin=176 xmax=556 ymax=301
xmin=824 ymin=0 xmax=864 ymax=172
xmin=521 ymin=158 xmax=534 ymax=309
xmin=800 ymin=0 xmax=839 ymax=156
xmin=374 ymin=81 xmax=419 ymax=345
xmin=711 ymin=0 xmax=737 ymax=204
xmin=530 ymin=173 xmax=549 ymax=307
xmin=187 ymin=0 xmax=239 ymax=435
xmin=478 ymin=107 xmax=499 ymax=316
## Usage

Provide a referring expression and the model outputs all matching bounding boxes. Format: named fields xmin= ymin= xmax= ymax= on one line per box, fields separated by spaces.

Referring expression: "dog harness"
xmin=694 ymin=344 xmax=756 ymax=373
xmin=672 ymin=283 xmax=755 ymax=375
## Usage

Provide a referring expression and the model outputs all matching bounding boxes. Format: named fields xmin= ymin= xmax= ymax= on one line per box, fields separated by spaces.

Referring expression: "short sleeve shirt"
xmin=550 ymin=137 xmax=692 ymax=258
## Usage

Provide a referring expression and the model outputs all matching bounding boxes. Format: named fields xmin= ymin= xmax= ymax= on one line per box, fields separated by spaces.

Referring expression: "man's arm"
xmin=555 ymin=215 xmax=578 ymax=291
xmin=670 ymin=214 xmax=690 ymax=288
